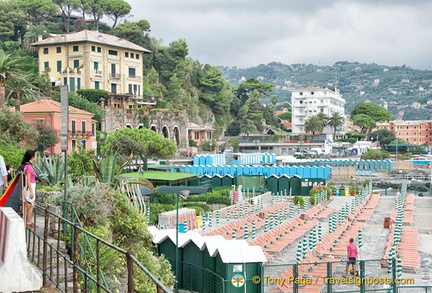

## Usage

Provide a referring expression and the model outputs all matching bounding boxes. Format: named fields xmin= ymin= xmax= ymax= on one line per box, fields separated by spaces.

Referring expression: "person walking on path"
xmin=0 ymin=155 xmax=8 ymax=195
xmin=346 ymin=238 xmax=358 ymax=277
xmin=21 ymin=150 xmax=38 ymax=227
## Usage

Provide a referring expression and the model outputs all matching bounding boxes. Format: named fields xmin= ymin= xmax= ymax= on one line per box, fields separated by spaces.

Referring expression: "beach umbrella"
xmin=296 ymin=242 xmax=303 ymax=263
xmin=216 ymin=210 xmax=220 ymax=225
xmin=304 ymin=198 xmax=309 ymax=211
xmin=244 ymin=224 xmax=249 ymax=240
xmin=264 ymin=217 xmax=269 ymax=233
xmin=318 ymin=223 xmax=323 ymax=242
xmin=227 ymin=208 xmax=231 ymax=222
xmin=146 ymin=206 xmax=151 ymax=224
xmin=234 ymin=206 xmax=238 ymax=219
xmin=208 ymin=212 xmax=213 ymax=227
xmin=232 ymin=229 xmax=236 ymax=239
xmin=388 ymin=247 xmax=395 ymax=274
xmin=358 ymin=228 xmax=363 ymax=248
xmin=252 ymin=220 xmax=256 ymax=240
xmin=302 ymin=237 xmax=308 ymax=258
xmin=183 ymin=218 xmax=188 ymax=232
xmin=397 ymin=255 xmax=403 ymax=278
xmin=201 ymin=213 xmax=207 ymax=231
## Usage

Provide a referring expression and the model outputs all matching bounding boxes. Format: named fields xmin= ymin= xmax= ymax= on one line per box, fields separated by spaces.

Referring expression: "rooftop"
xmin=13 ymin=99 xmax=93 ymax=116
xmin=31 ymin=30 xmax=151 ymax=53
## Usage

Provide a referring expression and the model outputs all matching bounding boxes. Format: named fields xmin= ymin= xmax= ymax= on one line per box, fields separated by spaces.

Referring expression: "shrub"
xmin=146 ymin=203 xmax=175 ymax=225
xmin=293 ymin=196 xmax=304 ymax=207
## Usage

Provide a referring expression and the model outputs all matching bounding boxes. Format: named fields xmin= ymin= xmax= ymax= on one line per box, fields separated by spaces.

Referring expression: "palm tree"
xmin=328 ymin=112 xmax=345 ymax=139
xmin=241 ymin=120 xmax=258 ymax=137
xmin=0 ymin=52 xmax=22 ymax=106
xmin=6 ymin=77 xmax=39 ymax=111
xmin=316 ymin=112 xmax=329 ymax=129
xmin=23 ymin=24 xmax=49 ymax=52
xmin=304 ymin=115 xmax=324 ymax=135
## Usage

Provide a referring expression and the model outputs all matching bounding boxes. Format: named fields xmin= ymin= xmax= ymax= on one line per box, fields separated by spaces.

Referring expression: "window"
xmin=92 ymin=123 xmax=95 ymax=136
xmin=108 ymin=50 xmax=118 ymax=56
xmin=69 ymin=77 xmax=75 ymax=91
xmin=57 ymin=61 xmax=62 ymax=72
xmin=300 ymin=92 xmax=303 ymax=95
xmin=73 ymin=60 xmax=79 ymax=68
xmin=94 ymin=62 xmax=98 ymax=70
xmin=128 ymin=84 xmax=132 ymax=94
xmin=136 ymin=54 xmax=139 ymax=60
xmin=56 ymin=47 xmax=61 ymax=53
xmin=81 ymin=140 xmax=86 ymax=150
xmin=128 ymin=67 xmax=136 ymax=78
xmin=73 ymin=45 xmax=79 ymax=52
xmin=207 ymin=132 xmax=212 ymax=139
xmin=111 ymin=64 xmax=116 ymax=76
xmin=77 ymin=78 xmax=81 ymax=90
xmin=94 ymin=81 xmax=100 ymax=90
xmin=133 ymin=84 xmax=138 ymax=95
xmin=125 ymin=52 xmax=129 ymax=57
xmin=44 ymin=61 xmax=49 ymax=69
xmin=131 ymin=53 xmax=134 ymax=58
xmin=43 ymin=48 xmax=49 ymax=54
xmin=97 ymin=47 xmax=101 ymax=53
xmin=36 ymin=118 xmax=44 ymax=124
xmin=111 ymin=83 xmax=117 ymax=94
xmin=72 ymin=140 xmax=76 ymax=149
xmin=71 ymin=120 xmax=76 ymax=134
xmin=63 ymin=77 xmax=67 ymax=85
xmin=194 ymin=132 xmax=199 ymax=139
xmin=91 ymin=46 xmax=96 ymax=52
xmin=82 ymin=121 xmax=86 ymax=133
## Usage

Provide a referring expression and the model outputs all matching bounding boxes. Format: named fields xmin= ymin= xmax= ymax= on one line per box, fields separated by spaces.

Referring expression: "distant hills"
xmin=220 ymin=61 xmax=432 ymax=120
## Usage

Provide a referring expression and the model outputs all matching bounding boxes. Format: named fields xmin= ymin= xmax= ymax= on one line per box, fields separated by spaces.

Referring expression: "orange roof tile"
xmin=16 ymin=99 xmax=94 ymax=117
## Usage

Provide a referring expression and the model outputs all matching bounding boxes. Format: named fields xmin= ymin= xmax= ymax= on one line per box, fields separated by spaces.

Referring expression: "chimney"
xmin=37 ymin=35 xmax=43 ymax=42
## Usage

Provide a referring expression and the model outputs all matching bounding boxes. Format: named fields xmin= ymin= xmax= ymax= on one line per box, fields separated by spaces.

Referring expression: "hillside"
xmin=220 ymin=61 xmax=432 ymax=120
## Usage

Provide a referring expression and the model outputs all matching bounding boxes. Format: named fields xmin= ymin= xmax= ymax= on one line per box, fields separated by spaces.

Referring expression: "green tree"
xmin=304 ymin=115 xmax=324 ymax=135
xmin=104 ymin=128 xmax=176 ymax=170
xmin=104 ymin=0 xmax=131 ymax=28
xmin=0 ymin=0 xmax=26 ymax=43
xmin=240 ymin=119 xmax=258 ymax=137
xmin=6 ymin=76 xmax=39 ymax=111
xmin=235 ymin=78 xmax=273 ymax=104
xmin=68 ymin=145 xmax=96 ymax=178
xmin=85 ymin=0 xmax=108 ymax=31
xmin=23 ymin=24 xmax=50 ymax=52
xmin=370 ymin=129 xmax=396 ymax=146
xmin=0 ymin=52 xmax=23 ymax=106
xmin=361 ymin=149 xmax=389 ymax=160
xmin=351 ymin=102 xmax=391 ymax=122
xmin=0 ymin=105 xmax=37 ymax=145
xmin=352 ymin=114 xmax=376 ymax=136
xmin=16 ymin=0 xmax=57 ymax=24
xmin=278 ymin=112 xmax=291 ymax=121
xmin=35 ymin=122 xmax=60 ymax=151
xmin=54 ymin=0 xmax=80 ymax=32
xmin=328 ymin=112 xmax=345 ymax=138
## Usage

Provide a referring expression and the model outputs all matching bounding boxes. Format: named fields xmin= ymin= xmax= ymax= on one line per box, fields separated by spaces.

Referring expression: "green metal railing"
xmin=262 ymin=258 xmax=425 ymax=293
xmin=27 ymin=203 xmax=172 ymax=292
xmin=178 ymin=262 xmax=225 ymax=293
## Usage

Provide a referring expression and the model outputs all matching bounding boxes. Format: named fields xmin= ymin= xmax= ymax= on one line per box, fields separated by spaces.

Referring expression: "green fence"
xmin=262 ymin=259 xmax=425 ymax=293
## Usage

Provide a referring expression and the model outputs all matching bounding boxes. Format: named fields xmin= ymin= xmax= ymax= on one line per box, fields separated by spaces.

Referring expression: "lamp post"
xmin=175 ymin=190 xmax=190 ymax=293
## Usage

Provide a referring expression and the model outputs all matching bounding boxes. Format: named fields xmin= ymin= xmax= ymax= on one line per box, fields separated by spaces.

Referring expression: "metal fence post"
xmin=392 ymin=258 xmax=397 ymax=292
xmin=42 ymin=207 xmax=49 ymax=287
xmin=327 ymin=261 xmax=332 ymax=293
xmin=73 ymin=223 xmax=79 ymax=293
xmin=126 ymin=250 xmax=135 ymax=293
xmin=360 ymin=260 xmax=365 ymax=293
xmin=293 ymin=264 xmax=298 ymax=293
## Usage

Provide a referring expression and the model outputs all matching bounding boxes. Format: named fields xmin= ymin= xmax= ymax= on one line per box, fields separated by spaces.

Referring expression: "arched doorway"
xmin=162 ymin=126 xmax=169 ymax=139
xmin=173 ymin=126 xmax=180 ymax=146
xmin=150 ymin=125 xmax=157 ymax=132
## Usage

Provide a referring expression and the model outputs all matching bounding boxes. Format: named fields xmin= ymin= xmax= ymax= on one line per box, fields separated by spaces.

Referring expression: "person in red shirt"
xmin=346 ymin=238 xmax=358 ymax=277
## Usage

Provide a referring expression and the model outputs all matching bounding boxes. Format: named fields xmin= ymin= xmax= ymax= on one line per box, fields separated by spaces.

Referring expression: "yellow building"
xmin=31 ymin=30 xmax=151 ymax=98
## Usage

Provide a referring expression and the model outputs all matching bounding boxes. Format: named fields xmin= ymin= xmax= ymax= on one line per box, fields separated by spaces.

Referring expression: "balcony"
xmin=69 ymin=131 xmax=94 ymax=137
xmin=94 ymin=70 xmax=102 ymax=76
xmin=109 ymin=73 xmax=121 ymax=79
xmin=127 ymin=75 xmax=142 ymax=81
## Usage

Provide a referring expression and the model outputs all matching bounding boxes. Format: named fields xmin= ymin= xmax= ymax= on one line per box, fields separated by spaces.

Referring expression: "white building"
xmin=291 ymin=87 xmax=346 ymax=134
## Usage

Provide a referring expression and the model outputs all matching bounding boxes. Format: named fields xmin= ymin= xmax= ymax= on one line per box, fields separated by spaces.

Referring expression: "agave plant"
xmin=93 ymin=149 xmax=123 ymax=186
xmin=33 ymin=155 xmax=65 ymax=186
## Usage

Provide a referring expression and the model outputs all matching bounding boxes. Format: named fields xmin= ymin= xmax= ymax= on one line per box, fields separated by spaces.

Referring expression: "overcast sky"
xmin=126 ymin=0 xmax=432 ymax=70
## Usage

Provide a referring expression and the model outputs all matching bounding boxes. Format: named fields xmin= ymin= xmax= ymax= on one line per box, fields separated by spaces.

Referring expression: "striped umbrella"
xmin=146 ymin=206 xmax=151 ymax=224
xmin=184 ymin=218 xmax=188 ymax=232
xmin=358 ymin=228 xmax=363 ymax=248
xmin=232 ymin=229 xmax=236 ymax=239
xmin=216 ymin=210 xmax=220 ymax=225
xmin=318 ymin=223 xmax=323 ymax=243
xmin=397 ymin=255 xmax=403 ymax=278
xmin=387 ymin=247 xmax=395 ymax=274
xmin=308 ymin=230 xmax=315 ymax=251
xmin=252 ymin=220 xmax=256 ymax=240
xmin=208 ymin=212 xmax=213 ymax=227
xmin=201 ymin=213 xmax=207 ymax=230
xmin=234 ymin=206 xmax=238 ymax=219
xmin=304 ymin=198 xmax=309 ymax=211
xmin=244 ymin=224 xmax=249 ymax=240
xmin=227 ymin=208 xmax=231 ymax=222
xmin=264 ymin=217 xmax=269 ymax=233
xmin=302 ymin=237 xmax=308 ymax=258
xmin=296 ymin=242 xmax=303 ymax=263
